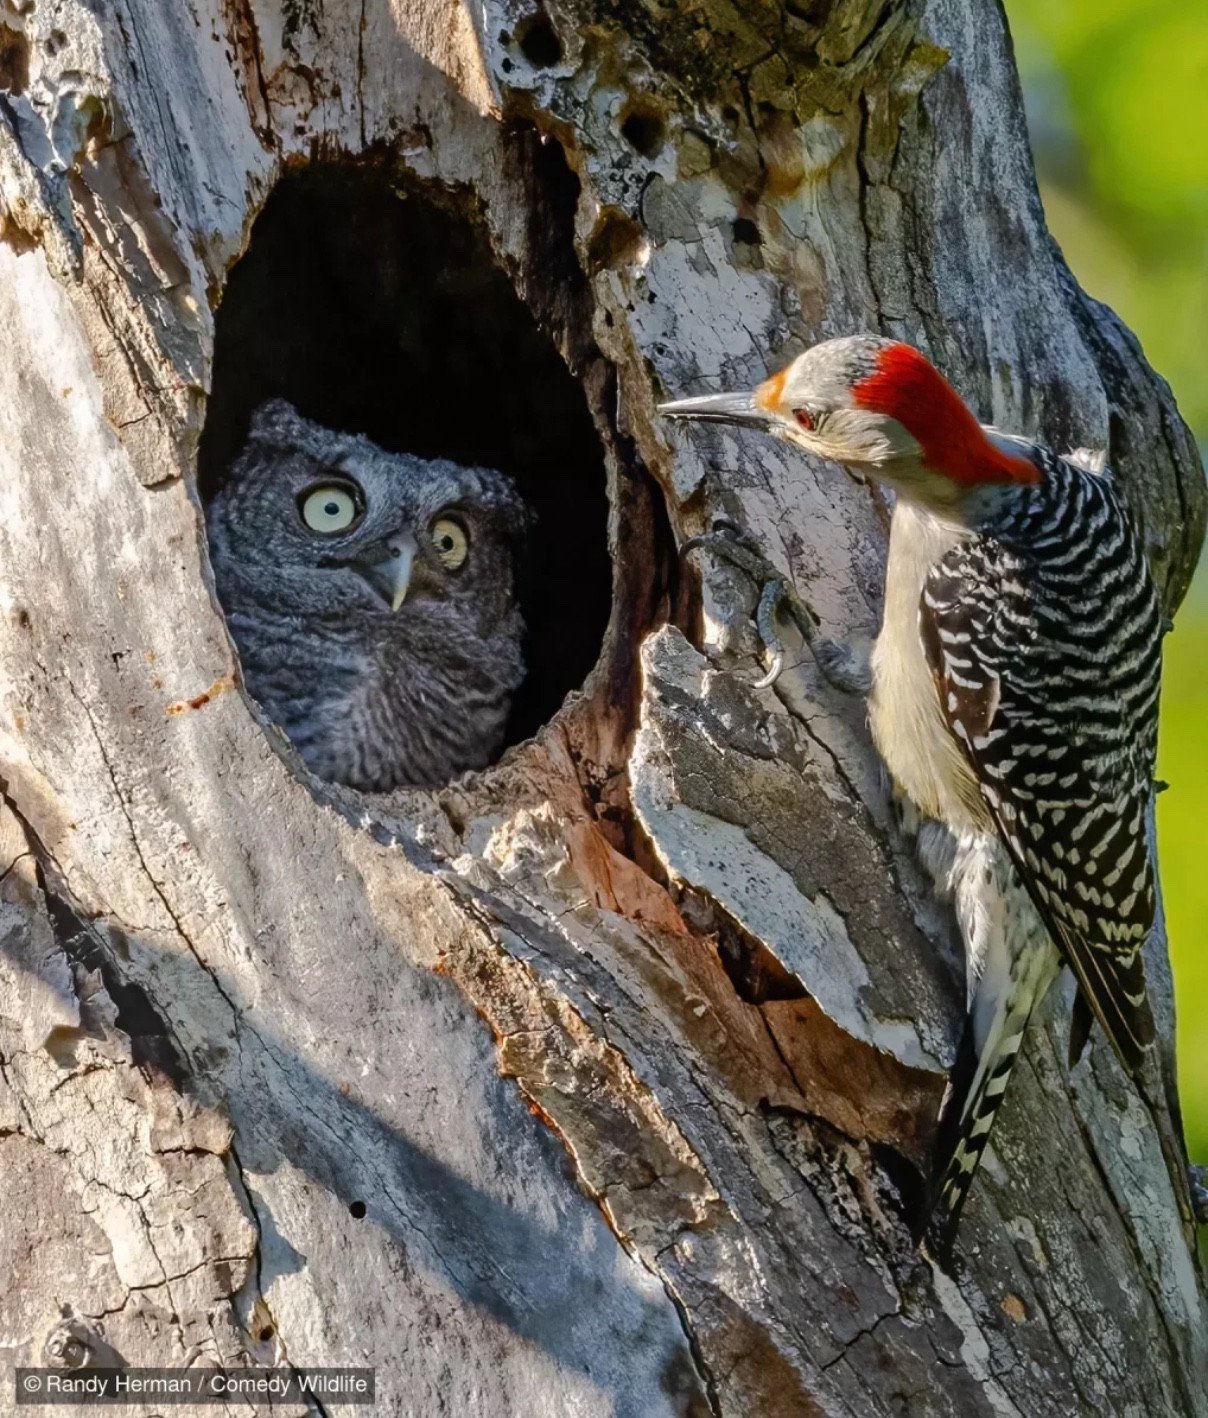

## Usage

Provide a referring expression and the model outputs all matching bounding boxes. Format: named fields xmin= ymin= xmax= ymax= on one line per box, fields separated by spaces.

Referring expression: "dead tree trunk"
xmin=1 ymin=0 xmax=1204 ymax=1413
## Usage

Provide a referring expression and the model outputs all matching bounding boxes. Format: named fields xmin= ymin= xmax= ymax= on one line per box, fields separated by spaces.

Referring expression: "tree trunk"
xmin=1 ymin=0 xmax=1205 ymax=1413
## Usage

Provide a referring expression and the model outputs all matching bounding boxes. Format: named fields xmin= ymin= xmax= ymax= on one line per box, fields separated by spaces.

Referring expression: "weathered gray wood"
xmin=0 ymin=0 xmax=1204 ymax=1414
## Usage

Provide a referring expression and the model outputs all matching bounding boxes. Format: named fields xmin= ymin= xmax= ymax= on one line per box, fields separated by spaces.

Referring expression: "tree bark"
xmin=1 ymin=0 xmax=1205 ymax=1414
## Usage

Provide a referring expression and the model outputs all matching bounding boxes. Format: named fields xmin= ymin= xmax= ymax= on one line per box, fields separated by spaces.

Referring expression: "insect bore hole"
xmin=516 ymin=13 xmax=562 ymax=67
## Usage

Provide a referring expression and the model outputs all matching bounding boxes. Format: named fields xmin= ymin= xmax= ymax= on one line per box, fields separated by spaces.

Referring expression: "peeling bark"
xmin=0 ymin=0 xmax=1204 ymax=1413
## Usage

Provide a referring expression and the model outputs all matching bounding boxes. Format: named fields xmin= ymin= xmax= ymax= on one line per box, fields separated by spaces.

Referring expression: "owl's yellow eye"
xmin=430 ymin=517 xmax=469 ymax=570
xmin=301 ymin=483 xmax=361 ymax=534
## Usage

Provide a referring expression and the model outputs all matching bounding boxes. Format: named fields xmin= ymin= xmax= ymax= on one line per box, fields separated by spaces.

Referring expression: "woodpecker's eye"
xmin=299 ymin=482 xmax=363 ymax=534
xmin=430 ymin=516 xmax=469 ymax=570
xmin=793 ymin=408 xmax=815 ymax=431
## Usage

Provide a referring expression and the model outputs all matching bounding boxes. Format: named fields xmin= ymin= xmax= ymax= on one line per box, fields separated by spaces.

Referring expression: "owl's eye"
xmin=300 ymin=483 xmax=362 ymax=534
xmin=430 ymin=517 xmax=469 ymax=570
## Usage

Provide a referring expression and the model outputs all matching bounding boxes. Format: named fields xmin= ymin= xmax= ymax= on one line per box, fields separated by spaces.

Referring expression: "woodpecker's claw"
xmin=680 ymin=521 xmax=819 ymax=688
xmin=753 ymin=580 xmax=788 ymax=688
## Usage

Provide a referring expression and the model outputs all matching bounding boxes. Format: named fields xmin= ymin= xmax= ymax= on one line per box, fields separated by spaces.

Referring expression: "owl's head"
xmin=207 ymin=401 xmax=528 ymax=631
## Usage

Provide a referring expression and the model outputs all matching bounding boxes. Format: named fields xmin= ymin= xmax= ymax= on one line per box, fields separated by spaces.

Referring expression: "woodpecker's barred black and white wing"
xmin=922 ymin=447 xmax=1161 ymax=1068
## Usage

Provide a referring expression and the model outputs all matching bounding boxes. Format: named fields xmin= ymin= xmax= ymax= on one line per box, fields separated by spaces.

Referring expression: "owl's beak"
xmin=363 ymin=531 xmax=416 ymax=612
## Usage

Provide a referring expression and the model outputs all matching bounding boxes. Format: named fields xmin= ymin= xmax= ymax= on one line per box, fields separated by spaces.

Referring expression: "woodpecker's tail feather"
xmin=919 ymin=934 xmax=1060 ymax=1263
xmin=916 ymin=1020 xmax=978 ymax=1260
xmin=919 ymin=993 xmax=1037 ymax=1261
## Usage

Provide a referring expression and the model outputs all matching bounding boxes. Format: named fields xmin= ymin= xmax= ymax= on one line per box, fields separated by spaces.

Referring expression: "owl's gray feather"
xmin=206 ymin=400 xmax=527 ymax=791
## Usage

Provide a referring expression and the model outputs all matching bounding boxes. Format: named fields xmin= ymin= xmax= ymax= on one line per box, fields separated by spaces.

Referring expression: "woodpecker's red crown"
xmin=843 ymin=342 xmax=1038 ymax=488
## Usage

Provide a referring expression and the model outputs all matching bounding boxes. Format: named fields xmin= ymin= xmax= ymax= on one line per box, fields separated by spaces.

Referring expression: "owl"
xmin=206 ymin=400 xmax=528 ymax=792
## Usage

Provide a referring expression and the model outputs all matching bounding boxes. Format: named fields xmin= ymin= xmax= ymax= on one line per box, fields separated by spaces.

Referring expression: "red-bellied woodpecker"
xmin=660 ymin=335 xmax=1171 ymax=1256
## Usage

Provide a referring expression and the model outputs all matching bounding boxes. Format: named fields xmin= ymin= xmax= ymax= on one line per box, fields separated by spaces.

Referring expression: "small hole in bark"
xmin=258 ymin=1325 xmax=275 ymax=1341
xmin=0 ymin=25 xmax=30 ymax=93
xmin=199 ymin=156 xmax=634 ymax=796
xmin=732 ymin=217 xmax=762 ymax=246
xmin=586 ymin=208 xmax=643 ymax=273
xmin=620 ymin=105 xmax=665 ymax=158
xmin=516 ymin=14 xmax=562 ymax=67
xmin=784 ymin=0 xmax=834 ymax=24
xmin=348 ymin=1200 xmax=367 ymax=1219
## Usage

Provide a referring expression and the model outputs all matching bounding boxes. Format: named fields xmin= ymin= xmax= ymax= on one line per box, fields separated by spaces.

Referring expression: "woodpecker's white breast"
xmin=868 ymin=499 xmax=992 ymax=834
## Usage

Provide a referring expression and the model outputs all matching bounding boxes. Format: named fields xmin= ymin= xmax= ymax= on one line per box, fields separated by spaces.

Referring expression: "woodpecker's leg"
xmin=811 ymin=635 xmax=873 ymax=696
xmin=681 ymin=522 xmax=869 ymax=693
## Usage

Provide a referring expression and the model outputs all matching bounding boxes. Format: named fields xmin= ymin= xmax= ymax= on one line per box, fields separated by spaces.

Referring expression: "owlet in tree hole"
xmin=207 ymin=400 xmax=527 ymax=791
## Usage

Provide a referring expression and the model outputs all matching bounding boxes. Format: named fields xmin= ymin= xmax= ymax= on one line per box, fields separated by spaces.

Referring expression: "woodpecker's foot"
xmin=680 ymin=521 xmax=819 ymax=688
xmin=1190 ymin=1165 xmax=1208 ymax=1225
xmin=811 ymin=634 xmax=874 ymax=696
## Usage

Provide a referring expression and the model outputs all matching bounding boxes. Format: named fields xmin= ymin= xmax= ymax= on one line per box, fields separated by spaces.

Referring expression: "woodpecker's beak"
xmin=356 ymin=531 xmax=416 ymax=612
xmin=658 ymin=390 xmax=774 ymax=431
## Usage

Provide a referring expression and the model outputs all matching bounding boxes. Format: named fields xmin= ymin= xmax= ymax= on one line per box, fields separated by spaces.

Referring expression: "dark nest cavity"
xmin=198 ymin=161 xmax=614 ymax=757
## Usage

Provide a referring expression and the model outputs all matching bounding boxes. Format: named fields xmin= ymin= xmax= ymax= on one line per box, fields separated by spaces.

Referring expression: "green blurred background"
xmin=1001 ymin=0 xmax=1208 ymax=1156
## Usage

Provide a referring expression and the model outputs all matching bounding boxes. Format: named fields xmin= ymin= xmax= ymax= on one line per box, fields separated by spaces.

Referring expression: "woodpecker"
xmin=660 ymin=335 xmax=1166 ymax=1256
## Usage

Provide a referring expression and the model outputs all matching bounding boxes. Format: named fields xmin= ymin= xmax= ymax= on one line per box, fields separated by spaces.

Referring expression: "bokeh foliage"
xmin=1004 ymin=0 xmax=1208 ymax=1157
